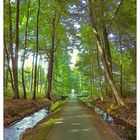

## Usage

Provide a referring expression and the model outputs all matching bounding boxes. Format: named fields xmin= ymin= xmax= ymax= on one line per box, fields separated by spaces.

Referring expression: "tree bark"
xmin=102 ymin=26 xmax=113 ymax=76
xmin=37 ymin=56 xmax=41 ymax=95
xmin=45 ymin=14 xmax=57 ymax=100
xmin=8 ymin=0 xmax=20 ymax=98
xmin=4 ymin=40 xmax=15 ymax=94
xmin=104 ymin=71 xmax=108 ymax=95
xmin=88 ymin=0 xmax=124 ymax=106
xmin=33 ymin=0 xmax=40 ymax=100
xmin=14 ymin=0 xmax=20 ymax=98
xmin=4 ymin=42 xmax=6 ymax=89
xmin=22 ymin=0 xmax=30 ymax=99
xmin=21 ymin=51 xmax=26 ymax=99
xmin=31 ymin=52 xmax=35 ymax=93
xmin=119 ymin=33 xmax=123 ymax=96
xmin=40 ymin=57 xmax=42 ymax=94
xmin=46 ymin=48 xmax=55 ymax=100
xmin=96 ymin=43 xmax=103 ymax=94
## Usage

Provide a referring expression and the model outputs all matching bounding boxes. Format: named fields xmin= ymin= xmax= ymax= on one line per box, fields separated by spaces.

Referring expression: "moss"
xmin=20 ymin=115 xmax=58 ymax=140
xmin=20 ymin=99 xmax=69 ymax=140
xmin=38 ymin=118 xmax=56 ymax=127
xmin=107 ymin=103 xmax=116 ymax=113
xmin=50 ymin=100 xmax=60 ymax=111
xmin=120 ymin=101 xmax=125 ymax=107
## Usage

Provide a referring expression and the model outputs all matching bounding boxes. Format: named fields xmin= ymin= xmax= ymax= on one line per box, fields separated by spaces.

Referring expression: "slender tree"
xmin=4 ymin=39 xmax=15 ymax=94
xmin=46 ymin=11 xmax=61 ymax=100
xmin=33 ymin=0 xmax=40 ymax=100
xmin=31 ymin=52 xmax=35 ymax=93
xmin=8 ymin=0 xmax=20 ymax=98
xmin=119 ymin=33 xmax=123 ymax=96
xmin=46 ymin=31 xmax=55 ymax=99
xmin=14 ymin=0 xmax=20 ymax=98
xmin=96 ymin=43 xmax=103 ymax=95
xmin=88 ymin=0 xmax=124 ymax=106
xmin=22 ymin=0 xmax=30 ymax=99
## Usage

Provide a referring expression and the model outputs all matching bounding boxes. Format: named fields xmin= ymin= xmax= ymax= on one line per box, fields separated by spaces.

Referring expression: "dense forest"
xmin=4 ymin=0 xmax=136 ymax=104
xmin=4 ymin=0 xmax=136 ymax=140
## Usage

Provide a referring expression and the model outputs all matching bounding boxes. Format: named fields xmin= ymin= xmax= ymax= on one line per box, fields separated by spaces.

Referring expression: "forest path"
xmin=46 ymin=98 xmax=121 ymax=140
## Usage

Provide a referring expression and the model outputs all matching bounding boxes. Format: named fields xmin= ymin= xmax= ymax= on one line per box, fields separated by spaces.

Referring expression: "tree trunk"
xmin=103 ymin=26 xmax=113 ymax=76
xmin=104 ymin=71 xmax=108 ymax=95
xmin=119 ymin=33 xmax=123 ymax=96
xmin=14 ymin=0 xmax=20 ymax=98
xmin=32 ymin=0 xmax=40 ymax=100
xmin=46 ymin=15 xmax=57 ymax=100
xmin=22 ymin=0 xmax=30 ymax=99
xmin=8 ymin=0 xmax=20 ymax=98
xmin=31 ymin=52 xmax=35 ymax=92
xmin=46 ymin=48 xmax=54 ymax=100
xmin=4 ymin=43 xmax=6 ymax=90
xmin=101 ymin=0 xmax=112 ymax=76
xmin=88 ymin=0 xmax=124 ymax=106
xmin=4 ymin=40 xmax=15 ymax=94
xmin=40 ymin=57 xmax=42 ymax=94
xmin=22 ymin=51 xmax=26 ymax=99
xmin=37 ymin=56 xmax=40 ymax=95
xmin=96 ymin=43 xmax=103 ymax=94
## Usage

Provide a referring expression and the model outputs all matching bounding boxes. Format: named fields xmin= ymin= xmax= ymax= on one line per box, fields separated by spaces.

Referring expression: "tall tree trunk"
xmin=103 ymin=26 xmax=113 ymax=76
xmin=101 ymin=0 xmax=112 ymax=76
xmin=4 ymin=40 xmax=15 ymax=94
xmin=33 ymin=0 xmax=40 ymax=100
xmin=4 ymin=43 xmax=6 ymax=90
xmin=119 ymin=33 xmax=123 ymax=96
xmin=8 ymin=0 xmax=19 ymax=98
xmin=21 ymin=51 xmax=26 ymax=99
xmin=40 ymin=57 xmax=42 ymax=94
xmin=14 ymin=0 xmax=20 ymax=98
xmin=96 ymin=44 xmax=103 ymax=94
xmin=31 ymin=52 xmax=35 ymax=92
xmin=88 ymin=0 xmax=124 ymax=106
xmin=22 ymin=0 xmax=30 ymax=99
xmin=36 ymin=56 xmax=40 ymax=95
xmin=104 ymin=71 xmax=108 ymax=95
xmin=46 ymin=48 xmax=55 ymax=100
xmin=46 ymin=15 xmax=56 ymax=100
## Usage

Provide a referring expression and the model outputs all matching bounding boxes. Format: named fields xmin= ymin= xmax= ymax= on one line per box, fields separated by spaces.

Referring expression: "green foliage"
xmin=4 ymin=0 xmax=136 ymax=100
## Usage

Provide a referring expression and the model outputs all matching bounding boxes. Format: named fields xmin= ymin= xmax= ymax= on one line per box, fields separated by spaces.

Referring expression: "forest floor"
xmin=20 ymin=99 xmax=121 ymax=140
xmin=90 ymin=96 xmax=136 ymax=139
xmin=4 ymin=97 xmax=51 ymax=127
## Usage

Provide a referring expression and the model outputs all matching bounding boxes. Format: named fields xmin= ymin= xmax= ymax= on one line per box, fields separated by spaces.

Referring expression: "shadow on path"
xmin=46 ymin=98 xmax=121 ymax=140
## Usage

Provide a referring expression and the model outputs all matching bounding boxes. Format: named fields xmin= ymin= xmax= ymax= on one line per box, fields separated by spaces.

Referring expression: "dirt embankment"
xmin=4 ymin=97 xmax=51 ymax=127
xmin=91 ymin=97 xmax=136 ymax=140
xmin=92 ymin=97 xmax=136 ymax=128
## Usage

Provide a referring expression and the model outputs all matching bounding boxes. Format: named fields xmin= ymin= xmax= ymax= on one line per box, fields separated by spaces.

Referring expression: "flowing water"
xmin=4 ymin=108 xmax=49 ymax=140
xmin=84 ymin=101 xmax=136 ymax=140
xmin=86 ymin=102 xmax=114 ymax=124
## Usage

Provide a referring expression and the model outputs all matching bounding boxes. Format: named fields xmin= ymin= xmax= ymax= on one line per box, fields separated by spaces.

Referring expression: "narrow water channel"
xmin=84 ymin=101 xmax=136 ymax=140
xmin=86 ymin=102 xmax=114 ymax=123
xmin=4 ymin=108 xmax=49 ymax=140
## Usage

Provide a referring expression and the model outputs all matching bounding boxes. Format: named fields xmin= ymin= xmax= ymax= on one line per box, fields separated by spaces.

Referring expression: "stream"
xmin=83 ymin=101 xmax=136 ymax=140
xmin=4 ymin=108 xmax=49 ymax=140
xmin=86 ymin=102 xmax=114 ymax=123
